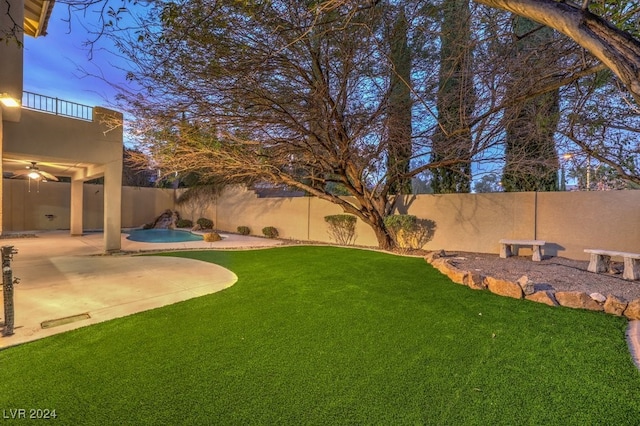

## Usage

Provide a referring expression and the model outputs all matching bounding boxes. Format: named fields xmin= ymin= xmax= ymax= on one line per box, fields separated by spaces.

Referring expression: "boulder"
xmin=441 ymin=263 xmax=468 ymax=285
xmin=516 ymin=276 xmax=535 ymax=296
xmin=464 ymin=273 xmax=487 ymax=290
xmin=624 ymin=299 xmax=640 ymax=320
xmin=149 ymin=209 xmax=180 ymax=229
xmin=525 ymin=291 xmax=558 ymax=306
xmin=589 ymin=292 xmax=606 ymax=303
xmin=604 ymin=294 xmax=628 ymax=317
xmin=424 ymin=250 xmax=446 ymax=263
xmin=429 ymin=258 xmax=450 ymax=274
xmin=555 ymin=291 xmax=603 ymax=311
xmin=485 ymin=277 xmax=523 ymax=299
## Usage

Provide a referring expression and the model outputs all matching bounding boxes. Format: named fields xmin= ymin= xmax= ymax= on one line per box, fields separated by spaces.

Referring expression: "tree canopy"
xmin=6 ymin=0 xmax=638 ymax=248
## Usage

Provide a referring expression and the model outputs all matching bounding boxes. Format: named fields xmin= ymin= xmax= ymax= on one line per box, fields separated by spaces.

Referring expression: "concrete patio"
xmin=0 ymin=230 xmax=283 ymax=349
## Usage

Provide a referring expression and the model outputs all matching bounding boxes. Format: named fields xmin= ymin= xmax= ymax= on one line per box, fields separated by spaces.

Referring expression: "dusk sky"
xmin=23 ymin=4 xmax=129 ymax=109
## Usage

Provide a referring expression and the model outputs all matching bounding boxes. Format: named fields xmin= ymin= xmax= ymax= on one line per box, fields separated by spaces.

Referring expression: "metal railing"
xmin=22 ymin=91 xmax=93 ymax=121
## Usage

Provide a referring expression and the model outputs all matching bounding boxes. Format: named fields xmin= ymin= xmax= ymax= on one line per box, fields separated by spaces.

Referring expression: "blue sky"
xmin=23 ymin=4 xmax=127 ymax=108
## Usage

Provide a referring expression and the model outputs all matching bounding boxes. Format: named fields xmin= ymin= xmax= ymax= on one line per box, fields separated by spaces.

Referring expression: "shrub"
xmin=383 ymin=214 xmax=436 ymax=252
xmin=176 ymin=219 xmax=193 ymax=228
xmin=324 ymin=214 xmax=357 ymax=245
xmin=203 ymin=232 xmax=222 ymax=242
xmin=196 ymin=217 xmax=214 ymax=230
xmin=237 ymin=226 xmax=251 ymax=235
xmin=262 ymin=226 xmax=279 ymax=239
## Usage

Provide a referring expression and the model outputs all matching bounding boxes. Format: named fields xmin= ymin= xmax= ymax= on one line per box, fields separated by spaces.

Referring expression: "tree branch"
xmin=473 ymin=0 xmax=640 ymax=104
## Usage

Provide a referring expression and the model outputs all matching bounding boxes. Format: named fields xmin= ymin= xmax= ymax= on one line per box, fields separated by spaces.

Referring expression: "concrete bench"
xmin=584 ymin=249 xmax=640 ymax=281
xmin=499 ymin=239 xmax=545 ymax=262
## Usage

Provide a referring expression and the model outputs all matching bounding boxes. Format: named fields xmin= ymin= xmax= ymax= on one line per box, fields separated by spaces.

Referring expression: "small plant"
xmin=383 ymin=214 xmax=436 ymax=252
xmin=196 ymin=217 xmax=214 ymax=230
xmin=262 ymin=226 xmax=279 ymax=238
xmin=176 ymin=218 xmax=193 ymax=228
xmin=237 ymin=226 xmax=251 ymax=235
xmin=324 ymin=214 xmax=357 ymax=245
xmin=203 ymin=232 xmax=222 ymax=242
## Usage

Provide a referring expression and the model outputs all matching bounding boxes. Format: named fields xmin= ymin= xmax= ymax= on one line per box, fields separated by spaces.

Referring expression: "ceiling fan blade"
xmin=39 ymin=171 xmax=59 ymax=181
xmin=11 ymin=170 xmax=31 ymax=177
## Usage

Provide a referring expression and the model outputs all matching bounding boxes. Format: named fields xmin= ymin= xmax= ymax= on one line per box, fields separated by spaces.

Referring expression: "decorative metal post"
xmin=2 ymin=246 xmax=19 ymax=336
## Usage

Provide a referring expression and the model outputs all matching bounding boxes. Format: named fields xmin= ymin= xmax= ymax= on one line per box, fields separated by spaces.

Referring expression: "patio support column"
xmin=70 ymin=178 xmax=83 ymax=236
xmin=0 ymin=110 xmax=3 ymax=235
xmin=103 ymin=159 xmax=122 ymax=252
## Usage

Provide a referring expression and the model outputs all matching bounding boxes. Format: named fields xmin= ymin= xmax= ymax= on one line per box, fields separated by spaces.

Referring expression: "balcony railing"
xmin=22 ymin=91 xmax=93 ymax=121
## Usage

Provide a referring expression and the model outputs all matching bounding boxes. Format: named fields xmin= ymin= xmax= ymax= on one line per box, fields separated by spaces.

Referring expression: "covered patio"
xmin=0 ymin=0 xmax=124 ymax=252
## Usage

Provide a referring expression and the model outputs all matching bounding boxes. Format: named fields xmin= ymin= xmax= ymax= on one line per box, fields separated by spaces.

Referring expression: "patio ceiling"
xmin=24 ymin=0 xmax=54 ymax=37
xmin=3 ymin=155 xmax=95 ymax=179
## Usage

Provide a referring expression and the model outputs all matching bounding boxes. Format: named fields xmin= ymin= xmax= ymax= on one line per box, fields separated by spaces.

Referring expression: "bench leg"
xmin=623 ymin=258 xmax=640 ymax=281
xmin=587 ymin=254 xmax=610 ymax=273
xmin=532 ymin=245 xmax=542 ymax=262
xmin=500 ymin=243 xmax=512 ymax=259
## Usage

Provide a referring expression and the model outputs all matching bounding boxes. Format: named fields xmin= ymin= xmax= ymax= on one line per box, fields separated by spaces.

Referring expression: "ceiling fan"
xmin=11 ymin=162 xmax=59 ymax=182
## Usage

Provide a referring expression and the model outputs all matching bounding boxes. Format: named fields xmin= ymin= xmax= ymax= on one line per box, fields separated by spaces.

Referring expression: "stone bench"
xmin=499 ymin=239 xmax=545 ymax=262
xmin=584 ymin=249 xmax=640 ymax=281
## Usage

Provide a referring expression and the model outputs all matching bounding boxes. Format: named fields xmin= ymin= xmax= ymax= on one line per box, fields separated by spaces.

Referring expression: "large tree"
xmin=118 ymin=0 xmax=479 ymax=250
xmin=430 ymin=0 xmax=476 ymax=194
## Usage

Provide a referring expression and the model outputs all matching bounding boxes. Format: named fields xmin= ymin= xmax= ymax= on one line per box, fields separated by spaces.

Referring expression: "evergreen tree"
xmin=431 ymin=0 xmax=476 ymax=194
xmin=502 ymin=16 xmax=559 ymax=192
xmin=386 ymin=6 xmax=413 ymax=195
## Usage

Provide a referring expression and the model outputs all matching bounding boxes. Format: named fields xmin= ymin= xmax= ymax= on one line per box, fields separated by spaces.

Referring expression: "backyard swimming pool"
xmin=126 ymin=229 xmax=204 ymax=243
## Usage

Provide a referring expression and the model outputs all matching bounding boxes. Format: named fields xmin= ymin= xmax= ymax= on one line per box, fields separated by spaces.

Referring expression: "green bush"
xmin=196 ymin=217 xmax=214 ymax=230
xmin=176 ymin=219 xmax=193 ymax=228
xmin=262 ymin=226 xmax=279 ymax=239
xmin=237 ymin=226 xmax=251 ymax=236
xmin=324 ymin=214 xmax=357 ymax=245
xmin=383 ymin=214 xmax=436 ymax=252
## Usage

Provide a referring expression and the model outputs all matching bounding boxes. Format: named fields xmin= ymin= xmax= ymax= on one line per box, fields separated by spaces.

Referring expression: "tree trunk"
xmin=473 ymin=0 xmax=640 ymax=104
xmin=369 ymin=216 xmax=395 ymax=251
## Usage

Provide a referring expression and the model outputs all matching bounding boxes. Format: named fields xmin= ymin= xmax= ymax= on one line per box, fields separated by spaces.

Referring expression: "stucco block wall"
xmin=3 ymin=180 xmax=638 ymax=261
xmin=195 ymin=187 xmax=380 ymax=245
xmin=198 ymin=187 xmax=637 ymax=260
xmin=396 ymin=192 xmax=536 ymax=255
xmin=535 ymin=191 xmax=640 ymax=259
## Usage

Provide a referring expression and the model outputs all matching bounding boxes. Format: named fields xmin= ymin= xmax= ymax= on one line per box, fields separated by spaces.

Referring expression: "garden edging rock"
xmin=424 ymin=251 xmax=640 ymax=319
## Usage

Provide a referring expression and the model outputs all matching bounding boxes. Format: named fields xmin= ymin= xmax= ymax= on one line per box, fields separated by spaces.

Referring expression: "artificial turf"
xmin=0 ymin=246 xmax=639 ymax=424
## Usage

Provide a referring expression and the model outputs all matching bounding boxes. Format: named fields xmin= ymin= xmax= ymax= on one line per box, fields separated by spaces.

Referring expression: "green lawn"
xmin=0 ymin=246 xmax=639 ymax=424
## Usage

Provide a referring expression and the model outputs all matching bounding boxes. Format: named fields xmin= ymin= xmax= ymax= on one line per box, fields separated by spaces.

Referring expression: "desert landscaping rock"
xmin=464 ymin=273 xmax=487 ymax=290
xmin=555 ymin=291 xmax=604 ymax=312
xmin=525 ymin=291 xmax=558 ymax=307
xmin=604 ymin=294 xmax=628 ymax=316
xmin=624 ymin=299 xmax=640 ymax=320
xmin=516 ymin=275 xmax=535 ymax=295
xmin=423 ymin=251 xmax=638 ymax=317
xmin=424 ymin=250 xmax=446 ymax=263
xmin=441 ymin=264 xmax=467 ymax=285
xmin=448 ymin=252 xmax=639 ymax=302
xmin=485 ymin=276 xmax=523 ymax=299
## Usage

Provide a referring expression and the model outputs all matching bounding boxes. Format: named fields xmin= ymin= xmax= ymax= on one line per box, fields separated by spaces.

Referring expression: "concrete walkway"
xmin=0 ymin=231 xmax=283 ymax=349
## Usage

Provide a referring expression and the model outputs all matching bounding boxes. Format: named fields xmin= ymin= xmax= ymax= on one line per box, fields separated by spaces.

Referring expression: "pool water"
xmin=126 ymin=229 xmax=204 ymax=243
